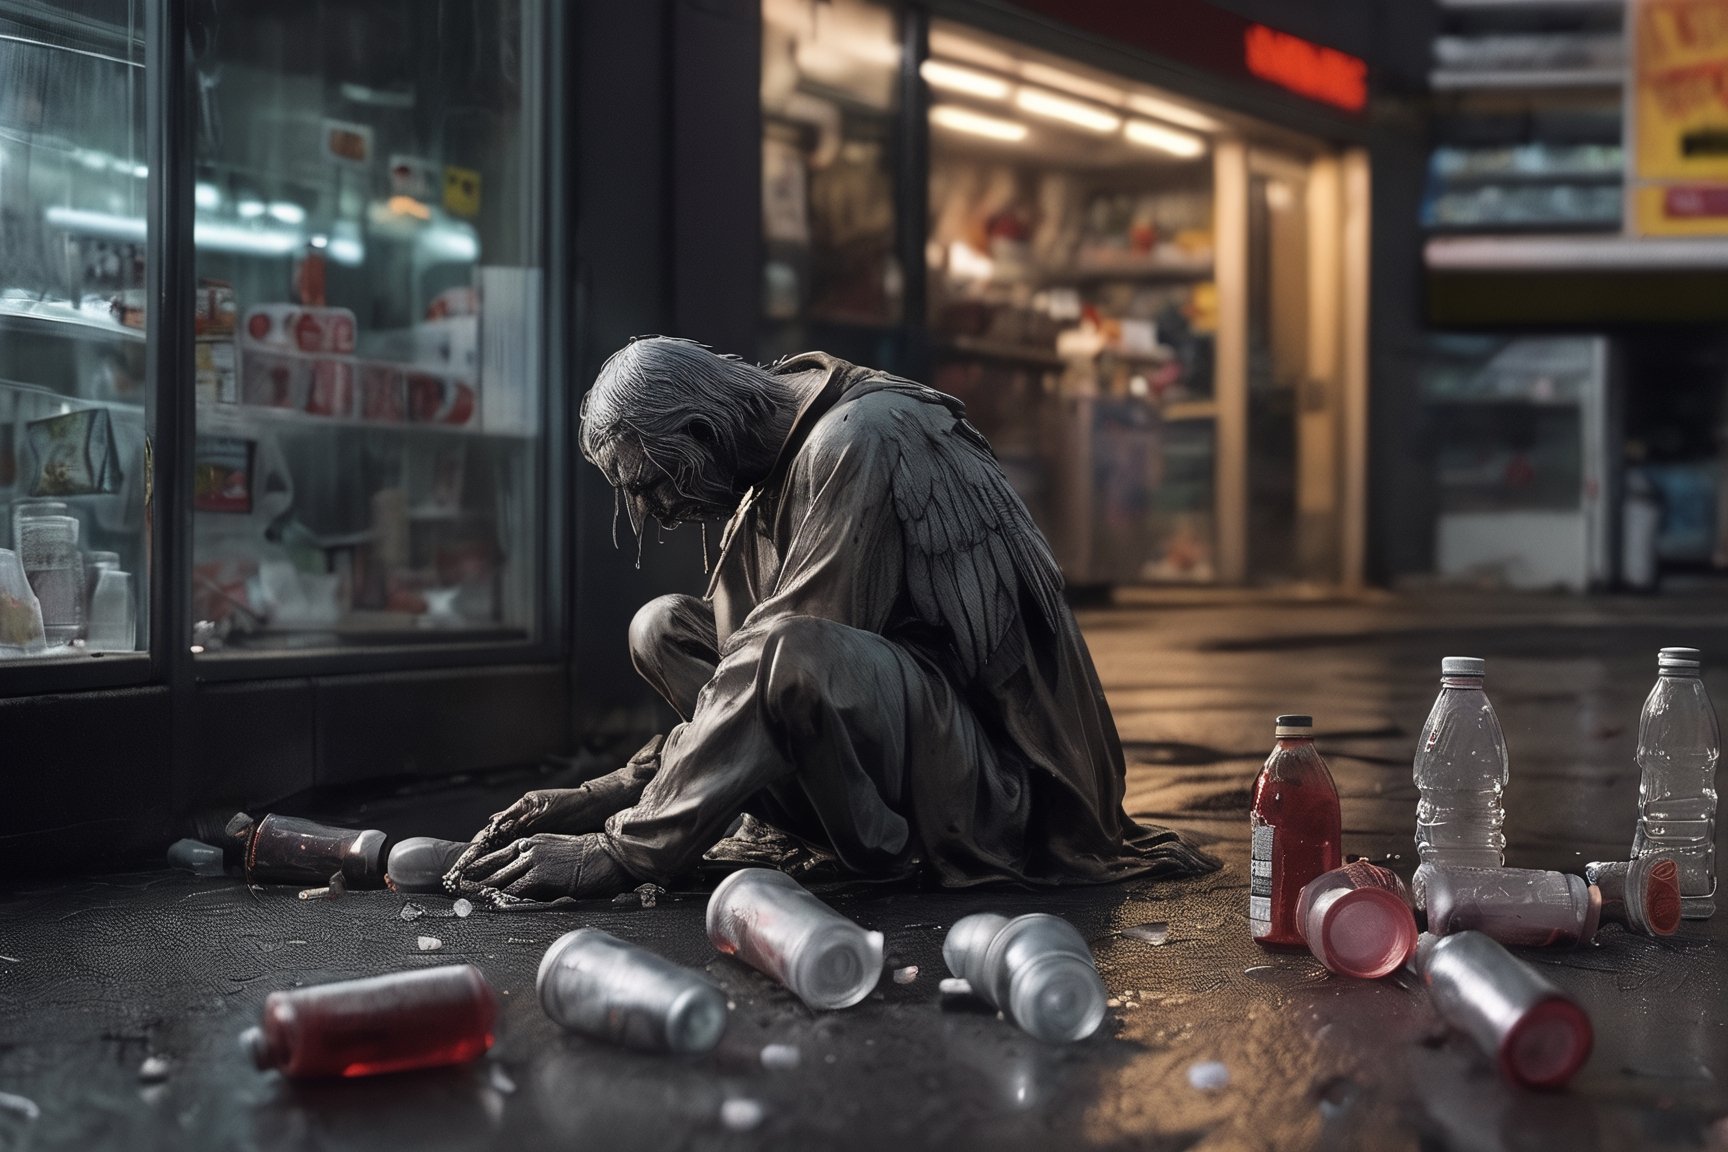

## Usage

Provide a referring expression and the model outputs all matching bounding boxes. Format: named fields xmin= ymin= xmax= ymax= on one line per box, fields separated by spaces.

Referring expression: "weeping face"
xmin=598 ymin=430 xmax=739 ymax=533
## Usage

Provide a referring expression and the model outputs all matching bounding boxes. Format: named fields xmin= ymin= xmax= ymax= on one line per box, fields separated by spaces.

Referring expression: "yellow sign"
xmin=1635 ymin=0 xmax=1728 ymax=232
xmin=443 ymin=166 xmax=482 ymax=218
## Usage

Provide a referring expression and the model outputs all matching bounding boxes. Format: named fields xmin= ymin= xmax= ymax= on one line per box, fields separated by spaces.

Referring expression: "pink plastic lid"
xmin=1642 ymin=858 xmax=1683 ymax=936
xmin=1500 ymin=995 xmax=1593 ymax=1090
xmin=1317 ymin=887 xmax=1418 ymax=980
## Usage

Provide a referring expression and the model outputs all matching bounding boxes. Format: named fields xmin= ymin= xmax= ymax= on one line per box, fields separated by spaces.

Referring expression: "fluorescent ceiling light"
xmin=237 ymin=198 xmax=265 ymax=219
xmin=194 ymin=182 xmax=221 ymax=209
xmin=1019 ymin=61 xmax=1122 ymax=106
xmin=921 ymin=59 xmax=1010 ymax=100
xmin=50 ymin=205 xmax=308 ymax=257
xmin=44 ymin=207 xmax=145 ymax=242
xmin=1124 ymin=118 xmax=1207 ymax=158
xmin=1014 ymin=87 xmax=1120 ymax=134
xmin=929 ymin=29 xmax=1017 ymax=72
xmin=327 ymin=237 xmax=364 ymax=265
xmin=1126 ymin=92 xmax=1221 ymax=132
xmin=194 ymin=220 xmax=302 ymax=256
xmin=420 ymin=224 xmax=479 ymax=263
xmin=930 ymin=105 xmax=1027 ymax=142
xmin=267 ymin=201 xmax=305 ymax=225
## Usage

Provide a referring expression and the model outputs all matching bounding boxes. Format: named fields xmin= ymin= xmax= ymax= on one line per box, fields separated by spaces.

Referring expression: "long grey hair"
xmin=579 ymin=336 xmax=794 ymax=561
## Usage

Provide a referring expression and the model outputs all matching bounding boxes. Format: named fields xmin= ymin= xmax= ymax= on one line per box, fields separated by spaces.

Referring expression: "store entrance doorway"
xmin=1241 ymin=149 xmax=1353 ymax=586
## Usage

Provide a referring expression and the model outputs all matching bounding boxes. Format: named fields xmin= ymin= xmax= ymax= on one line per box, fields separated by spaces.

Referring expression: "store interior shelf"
xmin=1423 ymin=219 xmax=1623 ymax=236
xmin=1429 ymin=68 xmax=1624 ymax=91
xmin=203 ymin=620 xmax=528 ymax=649
xmin=1160 ymin=400 xmax=1218 ymax=422
xmin=195 ymin=402 xmax=534 ymax=440
xmin=1035 ymin=256 xmax=1214 ymax=285
xmin=0 ymin=376 xmax=144 ymax=415
xmin=0 ymin=0 xmax=142 ymax=50
xmin=0 ymin=301 xmax=145 ymax=343
xmin=935 ymin=336 xmax=1067 ymax=369
xmin=1431 ymin=168 xmax=1622 ymax=188
xmin=1426 ymin=393 xmax=1586 ymax=406
xmin=1426 ymin=234 xmax=1728 ymax=271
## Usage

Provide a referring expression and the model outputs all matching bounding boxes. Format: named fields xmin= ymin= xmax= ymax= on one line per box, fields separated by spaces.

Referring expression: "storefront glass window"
xmin=0 ymin=1 xmax=150 ymax=661
xmin=188 ymin=0 xmax=545 ymax=654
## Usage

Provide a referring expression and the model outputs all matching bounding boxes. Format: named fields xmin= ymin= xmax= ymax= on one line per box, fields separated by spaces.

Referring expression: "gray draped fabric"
xmin=600 ymin=353 xmax=1217 ymax=888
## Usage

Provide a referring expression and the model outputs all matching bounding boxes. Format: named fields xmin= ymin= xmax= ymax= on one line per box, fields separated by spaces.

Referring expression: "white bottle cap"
xmin=1441 ymin=656 xmax=1485 ymax=677
xmin=1658 ymin=647 xmax=1701 ymax=668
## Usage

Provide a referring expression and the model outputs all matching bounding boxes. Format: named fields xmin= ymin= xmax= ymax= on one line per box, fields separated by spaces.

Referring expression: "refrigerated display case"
xmin=1422 ymin=335 xmax=1615 ymax=591
xmin=0 ymin=0 xmax=151 ymax=663
xmin=185 ymin=1 xmax=546 ymax=655
xmin=0 ymin=0 xmax=573 ymax=870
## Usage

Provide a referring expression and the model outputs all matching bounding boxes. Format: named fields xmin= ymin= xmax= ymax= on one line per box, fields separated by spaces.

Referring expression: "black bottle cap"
xmin=1275 ymin=714 xmax=1313 ymax=728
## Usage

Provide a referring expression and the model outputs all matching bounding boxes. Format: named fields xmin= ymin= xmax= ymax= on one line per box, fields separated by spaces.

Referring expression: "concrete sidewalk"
xmin=0 ymin=589 xmax=1723 ymax=1151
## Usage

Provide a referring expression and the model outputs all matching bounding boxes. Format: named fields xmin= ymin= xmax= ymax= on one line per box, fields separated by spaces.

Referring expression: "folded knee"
xmin=629 ymin=594 xmax=702 ymax=669
xmin=761 ymin=616 xmax=850 ymax=730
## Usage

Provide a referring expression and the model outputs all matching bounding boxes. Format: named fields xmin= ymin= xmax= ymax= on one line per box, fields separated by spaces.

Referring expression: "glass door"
xmin=0 ymin=0 xmax=151 ymax=663
xmin=187 ymin=0 xmax=546 ymax=656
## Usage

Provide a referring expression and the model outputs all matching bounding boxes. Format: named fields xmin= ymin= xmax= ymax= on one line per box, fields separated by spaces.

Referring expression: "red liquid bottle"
xmin=1250 ymin=714 xmax=1342 ymax=947
xmin=243 ymin=965 xmax=498 ymax=1078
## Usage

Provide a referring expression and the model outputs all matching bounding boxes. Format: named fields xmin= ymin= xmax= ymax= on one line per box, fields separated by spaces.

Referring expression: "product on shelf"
xmin=19 ymin=513 xmax=84 ymax=646
xmin=192 ymin=437 xmax=254 ymax=514
xmin=0 ymin=548 xmax=46 ymax=656
xmin=84 ymin=566 xmax=134 ymax=652
xmin=194 ymin=280 xmax=238 ymax=336
xmin=25 ymin=408 xmax=121 ymax=496
xmin=194 ymin=337 xmax=238 ymax=405
xmin=238 ymin=305 xmax=358 ymax=416
xmin=407 ymin=372 xmax=476 ymax=426
xmin=358 ymin=362 xmax=408 ymax=422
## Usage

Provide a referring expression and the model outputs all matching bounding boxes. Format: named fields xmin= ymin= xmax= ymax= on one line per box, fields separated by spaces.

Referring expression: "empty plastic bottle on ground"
xmin=943 ymin=912 xmax=1107 ymax=1043
xmin=1633 ymin=647 xmax=1719 ymax=919
xmin=1412 ymin=657 xmax=1507 ymax=908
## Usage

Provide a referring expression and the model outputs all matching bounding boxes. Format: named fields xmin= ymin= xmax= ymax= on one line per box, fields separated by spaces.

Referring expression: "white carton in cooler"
xmin=240 ymin=348 xmax=311 ymax=410
xmin=406 ymin=315 xmax=478 ymax=376
xmin=195 ymin=337 xmax=237 ymax=405
xmin=478 ymin=266 xmax=542 ymax=436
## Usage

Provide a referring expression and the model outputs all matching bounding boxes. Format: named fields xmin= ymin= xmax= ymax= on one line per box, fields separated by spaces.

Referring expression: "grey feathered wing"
xmin=885 ymin=399 xmax=1063 ymax=680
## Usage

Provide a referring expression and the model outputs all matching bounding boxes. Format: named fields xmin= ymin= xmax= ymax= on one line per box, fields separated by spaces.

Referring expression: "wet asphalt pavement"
xmin=1 ymin=589 xmax=1726 ymax=1151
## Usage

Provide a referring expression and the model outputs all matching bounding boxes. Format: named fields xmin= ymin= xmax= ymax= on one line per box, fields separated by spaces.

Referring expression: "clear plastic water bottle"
xmin=1633 ymin=647 xmax=1720 ymax=919
xmin=1412 ymin=657 xmax=1507 ymax=907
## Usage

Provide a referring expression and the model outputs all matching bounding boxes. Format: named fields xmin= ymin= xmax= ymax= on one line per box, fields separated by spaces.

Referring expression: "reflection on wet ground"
xmin=0 ymin=590 xmax=1724 ymax=1150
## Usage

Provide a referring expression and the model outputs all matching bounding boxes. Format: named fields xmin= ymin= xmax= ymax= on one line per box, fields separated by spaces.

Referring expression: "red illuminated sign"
xmin=1244 ymin=25 xmax=1368 ymax=112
